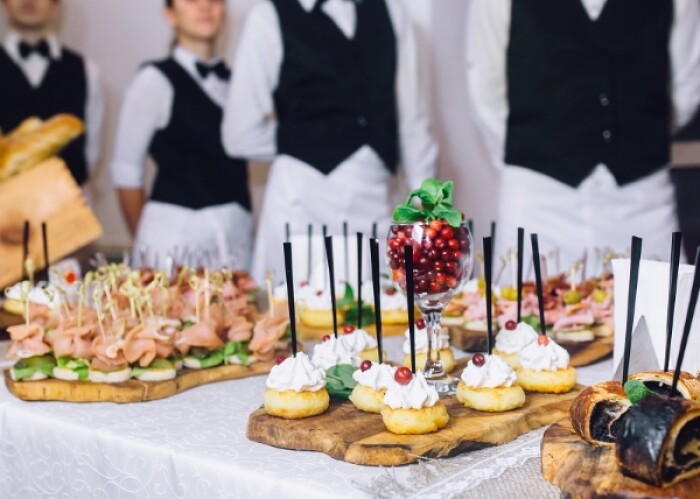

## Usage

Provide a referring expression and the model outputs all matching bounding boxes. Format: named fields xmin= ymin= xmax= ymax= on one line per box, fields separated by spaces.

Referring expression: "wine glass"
xmin=387 ymin=220 xmax=474 ymax=389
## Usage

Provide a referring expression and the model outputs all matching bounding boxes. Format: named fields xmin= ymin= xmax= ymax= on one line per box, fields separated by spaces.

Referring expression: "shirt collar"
xmin=172 ymin=45 xmax=222 ymax=78
xmin=3 ymin=30 xmax=62 ymax=60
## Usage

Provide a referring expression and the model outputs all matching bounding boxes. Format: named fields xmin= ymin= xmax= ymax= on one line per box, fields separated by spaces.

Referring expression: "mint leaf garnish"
xmin=624 ymin=379 xmax=654 ymax=404
xmin=325 ymin=364 xmax=357 ymax=399
xmin=394 ymin=178 xmax=463 ymax=227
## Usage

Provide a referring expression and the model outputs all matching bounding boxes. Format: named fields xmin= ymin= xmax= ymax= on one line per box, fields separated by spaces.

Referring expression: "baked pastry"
xmin=616 ymin=395 xmax=700 ymax=487
xmin=264 ymin=352 xmax=329 ymax=419
xmin=340 ymin=325 xmax=384 ymax=362
xmin=569 ymin=380 xmax=631 ymax=446
xmin=456 ymin=353 xmax=526 ymax=412
xmin=629 ymin=370 xmax=700 ymax=400
xmin=311 ymin=334 xmax=359 ymax=370
xmin=362 ymin=281 xmax=408 ymax=325
xmin=299 ymin=288 xmax=344 ymax=328
xmin=402 ymin=320 xmax=455 ymax=373
xmin=516 ymin=335 xmax=576 ymax=394
xmin=493 ymin=320 xmax=538 ymax=369
xmin=349 ymin=360 xmax=396 ymax=413
xmin=381 ymin=368 xmax=449 ymax=435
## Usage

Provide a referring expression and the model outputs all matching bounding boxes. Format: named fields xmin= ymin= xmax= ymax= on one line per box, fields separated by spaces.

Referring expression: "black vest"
xmin=505 ymin=0 xmax=673 ymax=187
xmin=0 ymin=46 xmax=88 ymax=184
xmin=148 ymin=59 xmax=251 ymax=211
xmin=271 ymin=0 xmax=399 ymax=174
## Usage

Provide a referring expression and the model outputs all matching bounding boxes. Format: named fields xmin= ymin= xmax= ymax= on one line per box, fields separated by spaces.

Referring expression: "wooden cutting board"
xmin=4 ymin=359 xmax=275 ymax=403
xmin=247 ymin=385 xmax=583 ymax=466
xmin=0 ymin=158 xmax=102 ymax=289
xmin=541 ymin=418 xmax=700 ymax=497
xmin=449 ymin=327 xmax=613 ymax=368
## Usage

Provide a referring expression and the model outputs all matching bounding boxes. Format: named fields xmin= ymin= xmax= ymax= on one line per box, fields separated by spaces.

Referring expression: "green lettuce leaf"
xmin=325 ymin=364 xmax=358 ymax=399
xmin=223 ymin=341 xmax=250 ymax=366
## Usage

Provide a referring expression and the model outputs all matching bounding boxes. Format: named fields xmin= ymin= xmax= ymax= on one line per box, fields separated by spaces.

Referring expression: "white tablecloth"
xmin=0 ymin=338 xmax=612 ymax=498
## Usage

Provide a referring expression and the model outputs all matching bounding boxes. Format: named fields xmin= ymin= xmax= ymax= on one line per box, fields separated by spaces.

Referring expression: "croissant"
xmin=0 ymin=114 xmax=84 ymax=181
xmin=629 ymin=370 xmax=700 ymax=401
xmin=569 ymin=380 xmax=631 ymax=446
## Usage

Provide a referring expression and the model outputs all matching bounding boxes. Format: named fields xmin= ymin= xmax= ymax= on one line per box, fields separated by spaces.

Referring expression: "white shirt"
xmin=222 ymin=0 xmax=437 ymax=191
xmin=2 ymin=31 xmax=104 ymax=173
xmin=466 ymin=0 xmax=700 ymax=169
xmin=110 ymin=46 xmax=229 ymax=189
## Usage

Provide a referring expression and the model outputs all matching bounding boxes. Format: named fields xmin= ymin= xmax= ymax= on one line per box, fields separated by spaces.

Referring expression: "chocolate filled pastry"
xmin=569 ymin=381 xmax=631 ymax=446
xmin=616 ymin=395 xmax=700 ymax=487
xmin=629 ymin=370 xmax=700 ymax=401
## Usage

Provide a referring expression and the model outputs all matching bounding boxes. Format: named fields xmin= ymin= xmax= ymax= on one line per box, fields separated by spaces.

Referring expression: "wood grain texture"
xmin=247 ymin=386 xmax=583 ymax=466
xmin=4 ymin=360 xmax=275 ymax=403
xmin=541 ymin=418 xmax=700 ymax=498
xmin=0 ymin=158 xmax=102 ymax=289
xmin=449 ymin=327 xmax=613 ymax=368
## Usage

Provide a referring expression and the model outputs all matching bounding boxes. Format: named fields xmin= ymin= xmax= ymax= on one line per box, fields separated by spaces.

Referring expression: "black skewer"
xmin=664 ymin=232 xmax=682 ymax=372
xmin=283 ymin=242 xmax=298 ymax=357
xmin=672 ymin=246 xmax=700 ymax=393
xmin=484 ymin=237 xmax=494 ymax=355
xmin=307 ymin=224 xmax=312 ymax=283
xmin=622 ymin=236 xmax=643 ymax=384
xmin=357 ymin=232 xmax=363 ymax=328
xmin=371 ymin=222 xmax=377 ymax=240
xmin=21 ymin=220 xmax=29 ymax=281
xmin=325 ymin=235 xmax=338 ymax=338
xmin=285 ymin=222 xmax=290 ymax=243
xmin=370 ymin=238 xmax=383 ymax=364
xmin=41 ymin=222 xmax=49 ymax=282
xmin=517 ymin=227 xmax=524 ymax=323
xmin=343 ymin=221 xmax=349 ymax=285
xmin=531 ymin=234 xmax=547 ymax=335
xmin=405 ymin=244 xmax=416 ymax=373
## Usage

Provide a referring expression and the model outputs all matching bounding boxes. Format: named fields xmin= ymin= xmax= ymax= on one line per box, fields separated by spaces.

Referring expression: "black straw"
xmin=370 ymin=238 xmax=383 ymax=364
xmin=622 ymin=236 xmax=643 ymax=384
xmin=283 ymin=242 xmax=298 ymax=357
xmin=285 ymin=222 xmax=290 ymax=243
xmin=530 ymin=234 xmax=547 ymax=335
xmin=325 ymin=235 xmax=338 ymax=338
xmin=307 ymin=224 xmax=312 ymax=283
xmin=484 ymin=237 xmax=494 ymax=355
xmin=21 ymin=220 xmax=29 ymax=281
xmin=517 ymin=227 xmax=524 ymax=322
xmin=672 ymin=246 xmax=700 ymax=393
xmin=664 ymin=232 xmax=682 ymax=372
xmin=371 ymin=222 xmax=377 ymax=240
xmin=405 ymin=245 xmax=416 ymax=373
xmin=357 ymin=232 xmax=363 ymax=328
xmin=41 ymin=222 xmax=49 ymax=282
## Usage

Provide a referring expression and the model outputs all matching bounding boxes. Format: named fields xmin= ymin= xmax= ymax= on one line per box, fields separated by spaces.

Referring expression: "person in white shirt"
xmin=466 ymin=0 xmax=700 ymax=265
xmin=111 ymin=0 xmax=252 ymax=270
xmin=0 ymin=0 xmax=104 ymax=186
xmin=222 ymin=0 xmax=437 ymax=283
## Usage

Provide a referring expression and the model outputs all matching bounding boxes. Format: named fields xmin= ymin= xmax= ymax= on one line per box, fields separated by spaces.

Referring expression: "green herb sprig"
xmin=325 ymin=364 xmax=357 ymax=399
xmin=624 ymin=379 xmax=654 ymax=404
xmin=392 ymin=178 xmax=462 ymax=227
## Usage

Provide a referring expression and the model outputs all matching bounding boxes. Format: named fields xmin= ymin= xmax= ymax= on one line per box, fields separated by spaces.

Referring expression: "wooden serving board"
xmin=4 ymin=360 xmax=275 ymax=403
xmin=541 ymin=418 xmax=700 ymax=498
xmin=297 ymin=322 xmax=407 ymax=341
xmin=0 ymin=158 xmax=102 ymax=289
xmin=247 ymin=385 xmax=583 ymax=466
xmin=449 ymin=327 xmax=613 ymax=367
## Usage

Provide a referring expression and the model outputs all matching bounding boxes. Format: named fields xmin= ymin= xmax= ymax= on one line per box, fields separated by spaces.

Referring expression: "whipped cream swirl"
xmin=340 ymin=328 xmax=377 ymax=354
xmin=495 ymin=322 xmax=539 ymax=354
xmin=383 ymin=371 xmax=439 ymax=409
xmin=518 ymin=339 xmax=570 ymax=371
xmin=312 ymin=335 xmax=360 ymax=370
xmin=266 ymin=352 xmax=326 ymax=392
xmin=352 ymin=363 xmax=396 ymax=391
xmin=403 ymin=325 xmax=449 ymax=354
xmin=461 ymin=354 xmax=517 ymax=388
xmin=361 ymin=281 xmax=407 ymax=311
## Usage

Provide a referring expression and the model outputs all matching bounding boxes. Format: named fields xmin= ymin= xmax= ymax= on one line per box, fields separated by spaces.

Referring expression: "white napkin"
xmin=612 ymin=316 xmax=659 ymax=381
xmin=612 ymin=259 xmax=700 ymax=377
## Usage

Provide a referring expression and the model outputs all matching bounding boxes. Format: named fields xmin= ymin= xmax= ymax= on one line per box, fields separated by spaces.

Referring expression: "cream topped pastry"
xmin=402 ymin=319 xmax=455 ymax=373
xmin=264 ymin=352 xmax=330 ymax=419
xmin=312 ymin=335 xmax=359 ymax=370
xmin=349 ymin=360 xmax=396 ymax=413
xmin=340 ymin=325 xmax=382 ymax=361
xmin=298 ymin=284 xmax=345 ymax=328
xmin=456 ymin=352 xmax=526 ymax=412
xmin=516 ymin=336 xmax=576 ymax=394
xmin=493 ymin=320 xmax=539 ymax=369
xmin=384 ymin=369 xmax=439 ymax=410
xmin=361 ymin=280 xmax=408 ymax=324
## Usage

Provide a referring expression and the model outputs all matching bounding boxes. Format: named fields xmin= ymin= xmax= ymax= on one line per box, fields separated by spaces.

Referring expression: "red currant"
xmin=537 ymin=335 xmax=550 ymax=346
xmin=433 ymin=260 xmax=444 ymax=272
xmin=343 ymin=324 xmax=355 ymax=334
xmin=435 ymin=238 xmax=446 ymax=249
xmin=472 ymin=353 xmax=485 ymax=367
xmin=429 ymin=220 xmax=443 ymax=232
xmin=425 ymin=228 xmax=438 ymax=240
xmin=440 ymin=226 xmax=454 ymax=240
xmin=360 ymin=360 xmax=372 ymax=372
xmin=385 ymin=286 xmax=397 ymax=296
xmin=322 ymin=335 xmax=331 ymax=342
xmin=447 ymin=238 xmax=460 ymax=250
xmin=416 ymin=318 xmax=426 ymax=329
xmin=394 ymin=366 xmax=413 ymax=385
xmin=275 ymin=354 xmax=287 ymax=365
xmin=505 ymin=320 xmax=517 ymax=331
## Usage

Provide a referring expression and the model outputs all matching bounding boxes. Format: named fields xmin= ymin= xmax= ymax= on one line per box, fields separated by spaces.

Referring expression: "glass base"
xmin=425 ymin=374 xmax=459 ymax=395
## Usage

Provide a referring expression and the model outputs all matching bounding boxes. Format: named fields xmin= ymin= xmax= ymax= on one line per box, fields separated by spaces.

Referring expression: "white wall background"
xmin=0 ymin=0 xmax=498 ymax=250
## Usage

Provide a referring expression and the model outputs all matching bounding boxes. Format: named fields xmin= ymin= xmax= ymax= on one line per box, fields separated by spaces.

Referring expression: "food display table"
xmin=0 ymin=338 xmax=611 ymax=498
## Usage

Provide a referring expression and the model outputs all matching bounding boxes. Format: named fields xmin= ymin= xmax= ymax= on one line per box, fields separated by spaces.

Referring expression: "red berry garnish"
xmin=429 ymin=220 xmax=443 ymax=232
xmin=322 ymin=335 xmax=331 ymax=342
xmin=343 ymin=324 xmax=355 ymax=334
xmin=315 ymin=290 xmax=323 ymax=296
xmin=537 ymin=335 xmax=550 ymax=346
xmin=360 ymin=360 xmax=372 ymax=372
xmin=447 ymin=238 xmax=460 ymax=250
xmin=385 ymin=286 xmax=397 ymax=296
xmin=275 ymin=354 xmax=286 ymax=365
xmin=505 ymin=320 xmax=517 ymax=331
xmin=440 ymin=226 xmax=454 ymax=240
xmin=472 ymin=353 xmax=485 ymax=367
xmin=394 ymin=366 xmax=413 ymax=385
xmin=434 ymin=238 xmax=446 ymax=249
xmin=299 ymin=280 xmax=308 ymax=287
xmin=64 ymin=271 xmax=77 ymax=284
xmin=416 ymin=318 xmax=426 ymax=329
xmin=425 ymin=227 xmax=438 ymax=240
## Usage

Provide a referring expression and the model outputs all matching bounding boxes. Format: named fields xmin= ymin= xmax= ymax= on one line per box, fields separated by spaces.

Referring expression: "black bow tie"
xmin=18 ymin=40 xmax=51 ymax=60
xmin=195 ymin=61 xmax=230 ymax=81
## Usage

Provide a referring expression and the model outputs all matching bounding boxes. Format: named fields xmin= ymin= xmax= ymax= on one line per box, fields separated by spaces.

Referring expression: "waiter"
xmin=111 ymin=0 xmax=252 ymax=269
xmin=222 ymin=0 xmax=437 ymax=282
xmin=467 ymin=0 xmax=700 ymax=265
xmin=0 ymin=0 xmax=104 ymax=185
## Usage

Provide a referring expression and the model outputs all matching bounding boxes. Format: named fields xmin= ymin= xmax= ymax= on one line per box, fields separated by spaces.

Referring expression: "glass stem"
xmin=422 ymin=308 xmax=445 ymax=379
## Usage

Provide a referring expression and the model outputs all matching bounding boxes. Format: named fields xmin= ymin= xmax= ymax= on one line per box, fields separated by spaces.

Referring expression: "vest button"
xmin=357 ymin=116 xmax=368 ymax=127
xmin=602 ymin=130 xmax=612 ymax=143
xmin=599 ymin=93 xmax=610 ymax=107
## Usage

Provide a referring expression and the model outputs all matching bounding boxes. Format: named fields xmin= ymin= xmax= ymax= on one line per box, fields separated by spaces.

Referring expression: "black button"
xmin=599 ymin=93 xmax=610 ymax=107
xmin=602 ymin=130 xmax=612 ymax=143
xmin=357 ymin=116 xmax=368 ymax=127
